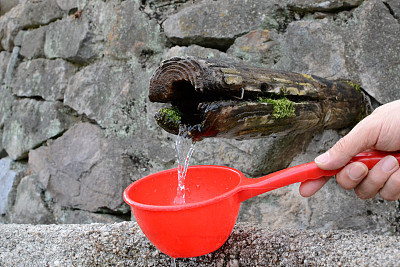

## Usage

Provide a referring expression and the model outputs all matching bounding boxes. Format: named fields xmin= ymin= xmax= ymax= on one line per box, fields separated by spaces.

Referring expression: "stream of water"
xmin=173 ymin=126 xmax=196 ymax=205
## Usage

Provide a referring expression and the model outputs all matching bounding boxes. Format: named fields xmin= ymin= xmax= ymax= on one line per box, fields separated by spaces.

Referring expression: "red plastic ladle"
xmin=123 ymin=151 xmax=400 ymax=258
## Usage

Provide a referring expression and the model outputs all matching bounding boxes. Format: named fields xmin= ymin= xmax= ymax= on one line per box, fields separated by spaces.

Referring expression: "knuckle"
xmin=380 ymin=194 xmax=398 ymax=202
xmin=333 ymin=137 xmax=348 ymax=154
xmin=336 ymin=173 xmax=355 ymax=190
xmin=354 ymin=188 xmax=375 ymax=200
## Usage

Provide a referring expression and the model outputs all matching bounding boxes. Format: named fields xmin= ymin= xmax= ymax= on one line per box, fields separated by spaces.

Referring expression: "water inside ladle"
xmin=124 ymin=150 xmax=400 ymax=258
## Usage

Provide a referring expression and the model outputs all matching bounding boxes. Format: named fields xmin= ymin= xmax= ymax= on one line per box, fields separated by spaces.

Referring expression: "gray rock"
xmin=56 ymin=0 xmax=78 ymax=11
xmin=0 ymin=0 xmax=18 ymax=16
xmin=3 ymin=45 xmax=20 ymax=87
xmin=17 ymin=0 xmax=63 ymax=27
xmin=44 ymin=18 xmax=95 ymax=63
xmin=105 ymin=0 xmax=163 ymax=60
xmin=0 ymin=158 xmax=15 ymax=215
xmin=349 ymin=0 xmax=400 ymax=104
xmin=0 ymin=0 xmax=63 ymax=51
xmin=0 ymin=158 xmax=26 ymax=220
xmin=11 ymin=58 xmax=75 ymax=100
xmin=1 ymin=222 xmax=400 ymax=266
xmin=191 ymin=132 xmax=312 ymax=178
xmin=275 ymin=0 xmax=400 ymax=104
xmin=64 ymin=60 xmax=144 ymax=133
xmin=53 ymin=206 xmax=126 ymax=224
xmin=0 ymin=130 xmax=5 ymax=158
xmin=275 ymin=20 xmax=350 ymax=80
xmin=385 ymin=0 xmax=400 ymax=19
xmin=28 ymin=122 xmax=132 ymax=213
xmin=13 ymin=30 xmax=24 ymax=46
xmin=0 ymin=51 xmax=11 ymax=85
xmin=19 ymin=26 xmax=47 ymax=59
xmin=9 ymin=175 xmax=54 ymax=224
xmin=287 ymin=0 xmax=363 ymax=12
xmin=236 ymin=131 xmax=339 ymax=229
xmin=227 ymin=29 xmax=280 ymax=67
xmin=163 ymin=0 xmax=291 ymax=50
xmin=2 ymin=99 xmax=74 ymax=160
xmin=0 ymin=85 xmax=14 ymax=128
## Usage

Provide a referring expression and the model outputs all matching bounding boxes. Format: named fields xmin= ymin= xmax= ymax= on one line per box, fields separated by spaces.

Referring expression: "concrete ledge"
xmin=1 ymin=222 xmax=399 ymax=266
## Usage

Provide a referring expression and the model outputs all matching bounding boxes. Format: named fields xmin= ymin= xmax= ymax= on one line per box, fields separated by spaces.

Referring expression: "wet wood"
xmin=149 ymin=57 xmax=368 ymax=140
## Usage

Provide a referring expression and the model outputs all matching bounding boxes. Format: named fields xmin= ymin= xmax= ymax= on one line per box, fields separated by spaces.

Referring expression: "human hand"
xmin=299 ymin=100 xmax=400 ymax=201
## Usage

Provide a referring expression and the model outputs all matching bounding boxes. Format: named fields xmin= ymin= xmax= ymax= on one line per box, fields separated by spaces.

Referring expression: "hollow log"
xmin=149 ymin=57 xmax=368 ymax=140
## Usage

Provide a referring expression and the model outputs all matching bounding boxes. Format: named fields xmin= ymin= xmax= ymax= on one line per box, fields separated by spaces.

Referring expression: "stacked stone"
xmin=0 ymin=0 xmax=399 ymax=238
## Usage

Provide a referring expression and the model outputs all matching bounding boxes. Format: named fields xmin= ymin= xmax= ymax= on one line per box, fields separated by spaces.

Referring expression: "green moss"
xmin=257 ymin=97 xmax=296 ymax=119
xmin=344 ymin=81 xmax=362 ymax=93
xmin=155 ymin=106 xmax=182 ymax=130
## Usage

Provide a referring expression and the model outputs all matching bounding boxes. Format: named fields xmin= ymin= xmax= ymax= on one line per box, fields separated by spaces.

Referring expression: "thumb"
xmin=315 ymin=118 xmax=379 ymax=170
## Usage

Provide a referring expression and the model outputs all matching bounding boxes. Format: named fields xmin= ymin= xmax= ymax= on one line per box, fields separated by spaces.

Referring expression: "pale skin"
xmin=299 ymin=99 xmax=400 ymax=201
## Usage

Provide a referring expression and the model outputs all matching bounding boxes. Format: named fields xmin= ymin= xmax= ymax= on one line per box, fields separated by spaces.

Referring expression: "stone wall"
xmin=0 ymin=0 xmax=400 ymax=236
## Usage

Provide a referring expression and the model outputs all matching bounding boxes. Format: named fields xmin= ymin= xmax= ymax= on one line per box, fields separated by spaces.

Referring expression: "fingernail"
xmin=382 ymin=156 xmax=399 ymax=173
xmin=348 ymin=163 xmax=367 ymax=181
xmin=315 ymin=152 xmax=330 ymax=164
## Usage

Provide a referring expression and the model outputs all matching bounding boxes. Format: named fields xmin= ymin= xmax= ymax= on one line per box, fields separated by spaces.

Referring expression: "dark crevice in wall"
xmin=22 ymin=16 xmax=65 ymax=31
xmin=288 ymin=1 xmax=363 ymax=15
xmin=165 ymin=37 xmax=235 ymax=52
xmin=383 ymin=2 xmax=400 ymax=23
xmin=14 ymin=95 xmax=46 ymax=102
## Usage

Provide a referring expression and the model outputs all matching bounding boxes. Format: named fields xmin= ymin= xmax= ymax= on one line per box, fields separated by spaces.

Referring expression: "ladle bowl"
xmin=123 ymin=151 xmax=400 ymax=258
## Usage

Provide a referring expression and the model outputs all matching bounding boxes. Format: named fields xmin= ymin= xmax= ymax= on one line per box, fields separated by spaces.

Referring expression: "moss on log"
xmin=149 ymin=57 xmax=367 ymax=140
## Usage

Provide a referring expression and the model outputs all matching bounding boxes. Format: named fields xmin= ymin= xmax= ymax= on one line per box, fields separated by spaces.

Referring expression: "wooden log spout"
xmin=149 ymin=57 xmax=367 ymax=140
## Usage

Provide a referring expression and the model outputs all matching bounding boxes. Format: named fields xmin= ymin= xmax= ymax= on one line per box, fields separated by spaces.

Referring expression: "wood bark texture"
xmin=149 ymin=57 xmax=367 ymax=140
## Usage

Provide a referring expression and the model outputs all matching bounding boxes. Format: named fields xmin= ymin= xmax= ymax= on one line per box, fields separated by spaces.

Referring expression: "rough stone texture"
xmin=227 ymin=29 xmax=280 ymax=67
xmin=350 ymin=0 xmax=400 ymax=104
xmin=1 ymin=222 xmax=400 ymax=266
xmin=64 ymin=61 xmax=137 ymax=130
xmin=105 ymin=0 xmax=163 ymax=61
xmin=9 ymin=175 xmax=54 ymax=224
xmin=0 ymin=0 xmax=18 ymax=16
xmin=52 ymin=207 xmax=127 ymax=224
xmin=163 ymin=0 xmax=293 ymax=50
xmin=0 ymin=158 xmax=26 ymax=220
xmin=44 ymin=18 xmax=95 ymax=63
xmin=56 ymin=0 xmax=79 ymax=11
xmin=0 ymin=0 xmax=63 ymax=51
xmin=0 ymin=130 xmax=5 ymax=158
xmin=287 ymin=0 xmax=363 ymax=12
xmin=275 ymin=0 xmax=400 ymax=104
xmin=0 ymin=85 xmax=13 ymax=129
xmin=11 ymin=58 xmax=75 ymax=100
xmin=1 ymin=99 xmax=75 ymax=160
xmin=191 ymin=133 xmax=313 ymax=178
xmin=275 ymin=20 xmax=350 ymax=80
xmin=0 ymin=51 xmax=10 ymax=83
xmin=0 ymin=158 xmax=15 ymax=215
xmin=28 ymin=122 xmax=133 ymax=213
xmin=19 ymin=26 xmax=46 ymax=59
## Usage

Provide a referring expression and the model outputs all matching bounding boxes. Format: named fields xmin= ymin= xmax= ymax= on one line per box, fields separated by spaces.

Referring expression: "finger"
xmin=315 ymin=116 xmax=381 ymax=170
xmin=335 ymin=162 xmax=368 ymax=190
xmin=379 ymin=168 xmax=400 ymax=201
xmin=299 ymin=176 xmax=331 ymax=197
xmin=354 ymin=155 xmax=400 ymax=199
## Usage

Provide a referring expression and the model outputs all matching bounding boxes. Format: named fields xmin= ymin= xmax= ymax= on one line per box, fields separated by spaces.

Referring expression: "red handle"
xmin=237 ymin=150 xmax=400 ymax=202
